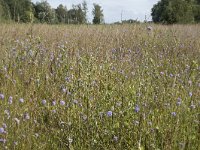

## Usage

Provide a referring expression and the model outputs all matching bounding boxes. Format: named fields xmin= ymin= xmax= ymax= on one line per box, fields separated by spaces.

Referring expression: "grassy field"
xmin=0 ymin=24 xmax=199 ymax=150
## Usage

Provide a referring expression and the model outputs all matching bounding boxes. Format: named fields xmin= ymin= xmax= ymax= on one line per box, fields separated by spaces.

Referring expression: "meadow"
xmin=0 ymin=24 xmax=199 ymax=150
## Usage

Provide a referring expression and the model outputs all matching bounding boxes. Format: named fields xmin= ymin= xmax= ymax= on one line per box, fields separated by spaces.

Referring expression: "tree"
xmin=0 ymin=0 xmax=11 ymax=21
xmin=1 ymin=0 xmax=33 ymax=22
xmin=34 ymin=1 xmax=54 ymax=23
xmin=193 ymin=0 xmax=200 ymax=22
xmin=67 ymin=8 xmax=77 ymax=24
xmin=82 ymin=0 xmax=88 ymax=23
xmin=56 ymin=4 xmax=67 ymax=23
xmin=92 ymin=3 xmax=104 ymax=24
xmin=151 ymin=0 xmax=194 ymax=24
xmin=67 ymin=2 xmax=88 ymax=24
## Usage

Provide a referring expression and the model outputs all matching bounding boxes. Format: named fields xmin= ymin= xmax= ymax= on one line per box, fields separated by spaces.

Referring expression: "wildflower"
xmin=160 ymin=72 xmax=164 ymax=75
xmin=24 ymin=113 xmax=30 ymax=120
xmin=68 ymin=137 xmax=73 ymax=144
xmin=42 ymin=99 xmax=47 ymax=105
xmin=8 ymin=96 xmax=13 ymax=104
xmin=65 ymin=77 xmax=70 ymax=82
xmin=60 ymin=100 xmax=65 ymax=106
xmin=189 ymin=92 xmax=192 ymax=97
xmin=67 ymin=91 xmax=72 ymax=95
xmin=0 ymin=94 xmax=4 ymax=100
xmin=52 ymin=101 xmax=56 ymax=106
xmin=62 ymin=88 xmax=67 ymax=93
xmin=19 ymin=98 xmax=24 ymax=103
xmin=2 ymin=123 xmax=7 ymax=129
xmin=134 ymin=105 xmax=140 ymax=113
xmin=170 ymin=73 xmax=174 ymax=77
xmin=0 ymin=128 xmax=5 ymax=134
xmin=73 ymin=100 xmax=78 ymax=104
xmin=14 ymin=141 xmax=18 ymax=145
xmin=113 ymin=136 xmax=118 ymax=142
xmin=0 ymin=138 xmax=6 ymax=143
xmin=35 ymin=133 xmax=39 ymax=138
xmin=52 ymin=110 xmax=56 ymax=113
xmin=4 ymin=110 xmax=10 ymax=116
xmin=107 ymin=111 xmax=113 ymax=117
xmin=190 ymin=104 xmax=196 ymax=109
xmin=177 ymin=98 xmax=182 ymax=106
xmin=171 ymin=112 xmax=176 ymax=117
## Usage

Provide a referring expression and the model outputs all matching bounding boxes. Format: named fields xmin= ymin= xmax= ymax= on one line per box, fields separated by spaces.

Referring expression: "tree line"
xmin=0 ymin=0 xmax=104 ymax=24
xmin=152 ymin=0 xmax=200 ymax=24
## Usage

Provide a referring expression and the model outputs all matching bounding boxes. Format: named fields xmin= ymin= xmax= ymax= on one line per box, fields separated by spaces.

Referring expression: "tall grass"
xmin=0 ymin=24 xmax=199 ymax=149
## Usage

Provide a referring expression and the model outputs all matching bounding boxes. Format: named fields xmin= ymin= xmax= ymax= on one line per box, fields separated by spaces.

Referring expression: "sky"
xmin=32 ymin=0 xmax=159 ymax=23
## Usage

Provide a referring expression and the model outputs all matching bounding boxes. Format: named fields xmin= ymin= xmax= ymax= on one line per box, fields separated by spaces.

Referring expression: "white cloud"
xmin=32 ymin=0 xmax=159 ymax=23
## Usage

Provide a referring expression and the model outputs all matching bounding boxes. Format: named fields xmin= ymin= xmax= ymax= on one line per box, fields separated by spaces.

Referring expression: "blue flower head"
xmin=107 ymin=111 xmax=112 ymax=117
xmin=134 ymin=105 xmax=140 ymax=113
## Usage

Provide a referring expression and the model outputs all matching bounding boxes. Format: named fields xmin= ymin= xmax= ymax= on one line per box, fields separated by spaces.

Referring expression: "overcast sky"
xmin=32 ymin=0 xmax=159 ymax=23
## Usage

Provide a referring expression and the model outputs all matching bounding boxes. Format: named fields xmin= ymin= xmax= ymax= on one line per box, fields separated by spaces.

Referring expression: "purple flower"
xmin=189 ymin=92 xmax=192 ymax=97
xmin=177 ymin=98 xmax=182 ymax=106
xmin=134 ymin=105 xmax=140 ymax=113
xmin=8 ymin=96 xmax=13 ymax=104
xmin=160 ymin=72 xmax=164 ymax=75
xmin=52 ymin=110 xmax=56 ymax=113
xmin=0 ymin=94 xmax=4 ymax=100
xmin=0 ymin=128 xmax=5 ymax=134
xmin=107 ymin=111 xmax=113 ymax=117
xmin=52 ymin=101 xmax=56 ymax=106
xmin=42 ymin=99 xmax=47 ymax=105
xmin=60 ymin=100 xmax=65 ymax=106
xmin=0 ymin=138 xmax=6 ymax=143
xmin=65 ymin=77 xmax=70 ymax=82
xmin=171 ymin=112 xmax=176 ymax=117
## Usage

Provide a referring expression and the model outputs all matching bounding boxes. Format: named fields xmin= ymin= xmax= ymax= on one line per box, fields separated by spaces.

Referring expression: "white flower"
xmin=42 ymin=99 xmax=47 ymax=105
xmin=19 ymin=98 xmax=24 ymax=103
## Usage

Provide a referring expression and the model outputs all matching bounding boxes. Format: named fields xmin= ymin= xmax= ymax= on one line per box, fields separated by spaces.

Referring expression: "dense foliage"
xmin=92 ymin=4 xmax=104 ymax=24
xmin=0 ymin=0 xmax=104 ymax=24
xmin=152 ymin=0 xmax=200 ymax=24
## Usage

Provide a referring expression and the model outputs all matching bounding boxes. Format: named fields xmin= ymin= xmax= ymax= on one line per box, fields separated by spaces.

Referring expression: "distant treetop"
xmin=151 ymin=0 xmax=200 ymax=24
